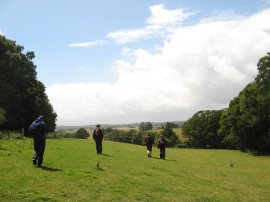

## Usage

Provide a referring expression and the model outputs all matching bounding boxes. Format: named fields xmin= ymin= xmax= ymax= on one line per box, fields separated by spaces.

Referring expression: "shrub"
xmin=74 ymin=128 xmax=89 ymax=139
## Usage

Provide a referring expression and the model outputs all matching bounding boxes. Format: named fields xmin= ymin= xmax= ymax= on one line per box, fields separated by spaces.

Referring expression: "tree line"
xmin=104 ymin=122 xmax=180 ymax=147
xmin=182 ymin=52 xmax=270 ymax=154
xmin=0 ymin=35 xmax=57 ymax=134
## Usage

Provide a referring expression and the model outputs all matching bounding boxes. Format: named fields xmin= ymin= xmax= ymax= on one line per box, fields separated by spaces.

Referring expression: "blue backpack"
xmin=28 ymin=119 xmax=42 ymax=135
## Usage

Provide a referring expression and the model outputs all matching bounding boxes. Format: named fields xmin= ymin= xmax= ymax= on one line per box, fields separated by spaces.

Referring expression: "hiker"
xmin=93 ymin=124 xmax=103 ymax=154
xmin=145 ymin=132 xmax=154 ymax=158
xmin=29 ymin=115 xmax=47 ymax=167
xmin=157 ymin=135 xmax=167 ymax=160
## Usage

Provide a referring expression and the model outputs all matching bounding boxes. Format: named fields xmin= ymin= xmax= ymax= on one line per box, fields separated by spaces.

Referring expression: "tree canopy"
xmin=183 ymin=52 xmax=270 ymax=154
xmin=139 ymin=122 xmax=153 ymax=131
xmin=0 ymin=35 xmax=57 ymax=134
xmin=74 ymin=128 xmax=89 ymax=139
xmin=161 ymin=122 xmax=180 ymax=147
xmin=182 ymin=110 xmax=224 ymax=148
xmin=219 ymin=52 xmax=270 ymax=154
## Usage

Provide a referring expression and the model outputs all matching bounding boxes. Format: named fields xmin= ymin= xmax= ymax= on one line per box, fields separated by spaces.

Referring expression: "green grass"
xmin=0 ymin=138 xmax=270 ymax=202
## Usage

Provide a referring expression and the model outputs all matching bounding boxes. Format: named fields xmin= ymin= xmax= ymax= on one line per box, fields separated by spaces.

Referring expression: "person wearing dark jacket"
xmin=29 ymin=115 xmax=47 ymax=167
xmin=157 ymin=135 xmax=167 ymax=160
xmin=145 ymin=132 xmax=154 ymax=158
xmin=93 ymin=124 xmax=103 ymax=154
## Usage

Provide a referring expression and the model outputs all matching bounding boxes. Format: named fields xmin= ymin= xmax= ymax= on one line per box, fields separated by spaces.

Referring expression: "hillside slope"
xmin=0 ymin=139 xmax=270 ymax=201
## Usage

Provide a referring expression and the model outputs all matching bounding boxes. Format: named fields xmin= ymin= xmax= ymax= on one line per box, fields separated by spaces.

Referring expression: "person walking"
xmin=145 ymin=132 xmax=154 ymax=158
xmin=157 ymin=135 xmax=167 ymax=160
xmin=29 ymin=115 xmax=47 ymax=167
xmin=93 ymin=124 xmax=103 ymax=154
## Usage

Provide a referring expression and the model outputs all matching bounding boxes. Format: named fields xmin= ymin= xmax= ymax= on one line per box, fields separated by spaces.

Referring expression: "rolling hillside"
xmin=0 ymin=138 xmax=270 ymax=201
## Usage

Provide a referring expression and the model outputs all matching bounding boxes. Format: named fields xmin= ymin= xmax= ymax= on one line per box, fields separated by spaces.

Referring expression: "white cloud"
xmin=107 ymin=4 xmax=192 ymax=44
xmin=47 ymin=8 xmax=270 ymax=126
xmin=146 ymin=4 xmax=190 ymax=26
xmin=68 ymin=40 xmax=106 ymax=47
xmin=107 ymin=26 xmax=160 ymax=44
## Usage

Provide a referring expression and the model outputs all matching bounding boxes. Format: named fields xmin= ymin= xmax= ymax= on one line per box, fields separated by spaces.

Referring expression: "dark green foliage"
xmin=104 ymin=128 xmax=135 ymax=144
xmin=182 ymin=110 xmax=224 ymax=148
xmin=166 ymin=122 xmax=179 ymax=128
xmin=138 ymin=122 xmax=153 ymax=131
xmin=219 ymin=52 xmax=270 ymax=154
xmin=160 ymin=123 xmax=180 ymax=147
xmin=0 ymin=107 xmax=6 ymax=126
xmin=218 ymin=108 xmax=239 ymax=149
xmin=104 ymin=128 xmax=161 ymax=146
xmin=256 ymin=52 xmax=270 ymax=90
xmin=0 ymin=35 xmax=57 ymax=133
xmin=183 ymin=52 xmax=270 ymax=154
xmin=104 ymin=125 xmax=180 ymax=147
xmin=46 ymin=130 xmax=76 ymax=139
xmin=74 ymin=128 xmax=89 ymax=139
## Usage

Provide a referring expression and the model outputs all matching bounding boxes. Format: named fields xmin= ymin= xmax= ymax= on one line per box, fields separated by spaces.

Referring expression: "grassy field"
xmin=0 ymin=138 xmax=270 ymax=202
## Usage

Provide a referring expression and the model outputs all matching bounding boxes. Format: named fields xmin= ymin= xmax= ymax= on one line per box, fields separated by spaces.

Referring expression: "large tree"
xmin=0 ymin=35 xmax=57 ymax=134
xmin=161 ymin=122 xmax=180 ymax=147
xmin=139 ymin=122 xmax=153 ymax=131
xmin=182 ymin=110 xmax=224 ymax=148
xmin=219 ymin=52 xmax=270 ymax=154
xmin=0 ymin=107 xmax=6 ymax=126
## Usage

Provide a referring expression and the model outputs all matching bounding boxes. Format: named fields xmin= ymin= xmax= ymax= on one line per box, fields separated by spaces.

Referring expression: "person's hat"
xmin=96 ymin=124 xmax=100 ymax=128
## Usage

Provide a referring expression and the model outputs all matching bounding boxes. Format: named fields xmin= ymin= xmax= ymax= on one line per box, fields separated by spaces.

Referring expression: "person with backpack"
xmin=93 ymin=124 xmax=103 ymax=154
xmin=29 ymin=115 xmax=47 ymax=167
xmin=145 ymin=132 xmax=154 ymax=158
xmin=157 ymin=135 xmax=167 ymax=160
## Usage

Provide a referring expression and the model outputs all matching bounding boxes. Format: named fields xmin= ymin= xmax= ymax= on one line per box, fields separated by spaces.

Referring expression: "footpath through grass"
xmin=0 ymin=138 xmax=270 ymax=202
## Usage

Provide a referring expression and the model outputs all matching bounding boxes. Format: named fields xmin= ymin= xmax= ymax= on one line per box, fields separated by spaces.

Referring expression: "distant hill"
xmin=56 ymin=121 xmax=185 ymax=130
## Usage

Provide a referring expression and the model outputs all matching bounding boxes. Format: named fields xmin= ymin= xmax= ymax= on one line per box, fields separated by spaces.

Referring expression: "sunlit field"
xmin=0 ymin=138 xmax=269 ymax=201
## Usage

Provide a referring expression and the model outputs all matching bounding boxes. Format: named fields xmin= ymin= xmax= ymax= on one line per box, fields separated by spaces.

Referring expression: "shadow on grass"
xmin=40 ymin=166 xmax=62 ymax=172
xmin=151 ymin=157 xmax=161 ymax=160
xmin=248 ymin=152 xmax=270 ymax=157
xmin=151 ymin=156 xmax=177 ymax=161
xmin=166 ymin=159 xmax=177 ymax=162
xmin=101 ymin=153 xmax=113 ymax=157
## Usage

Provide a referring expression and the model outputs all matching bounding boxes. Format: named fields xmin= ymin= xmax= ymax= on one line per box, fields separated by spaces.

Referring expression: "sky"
xmin=1 ymin=0 xmax=270 ymax=126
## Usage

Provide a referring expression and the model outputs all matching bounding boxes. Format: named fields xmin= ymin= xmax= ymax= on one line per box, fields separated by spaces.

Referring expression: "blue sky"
xmin=1 ymin=0 xmax=270 ymax=125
